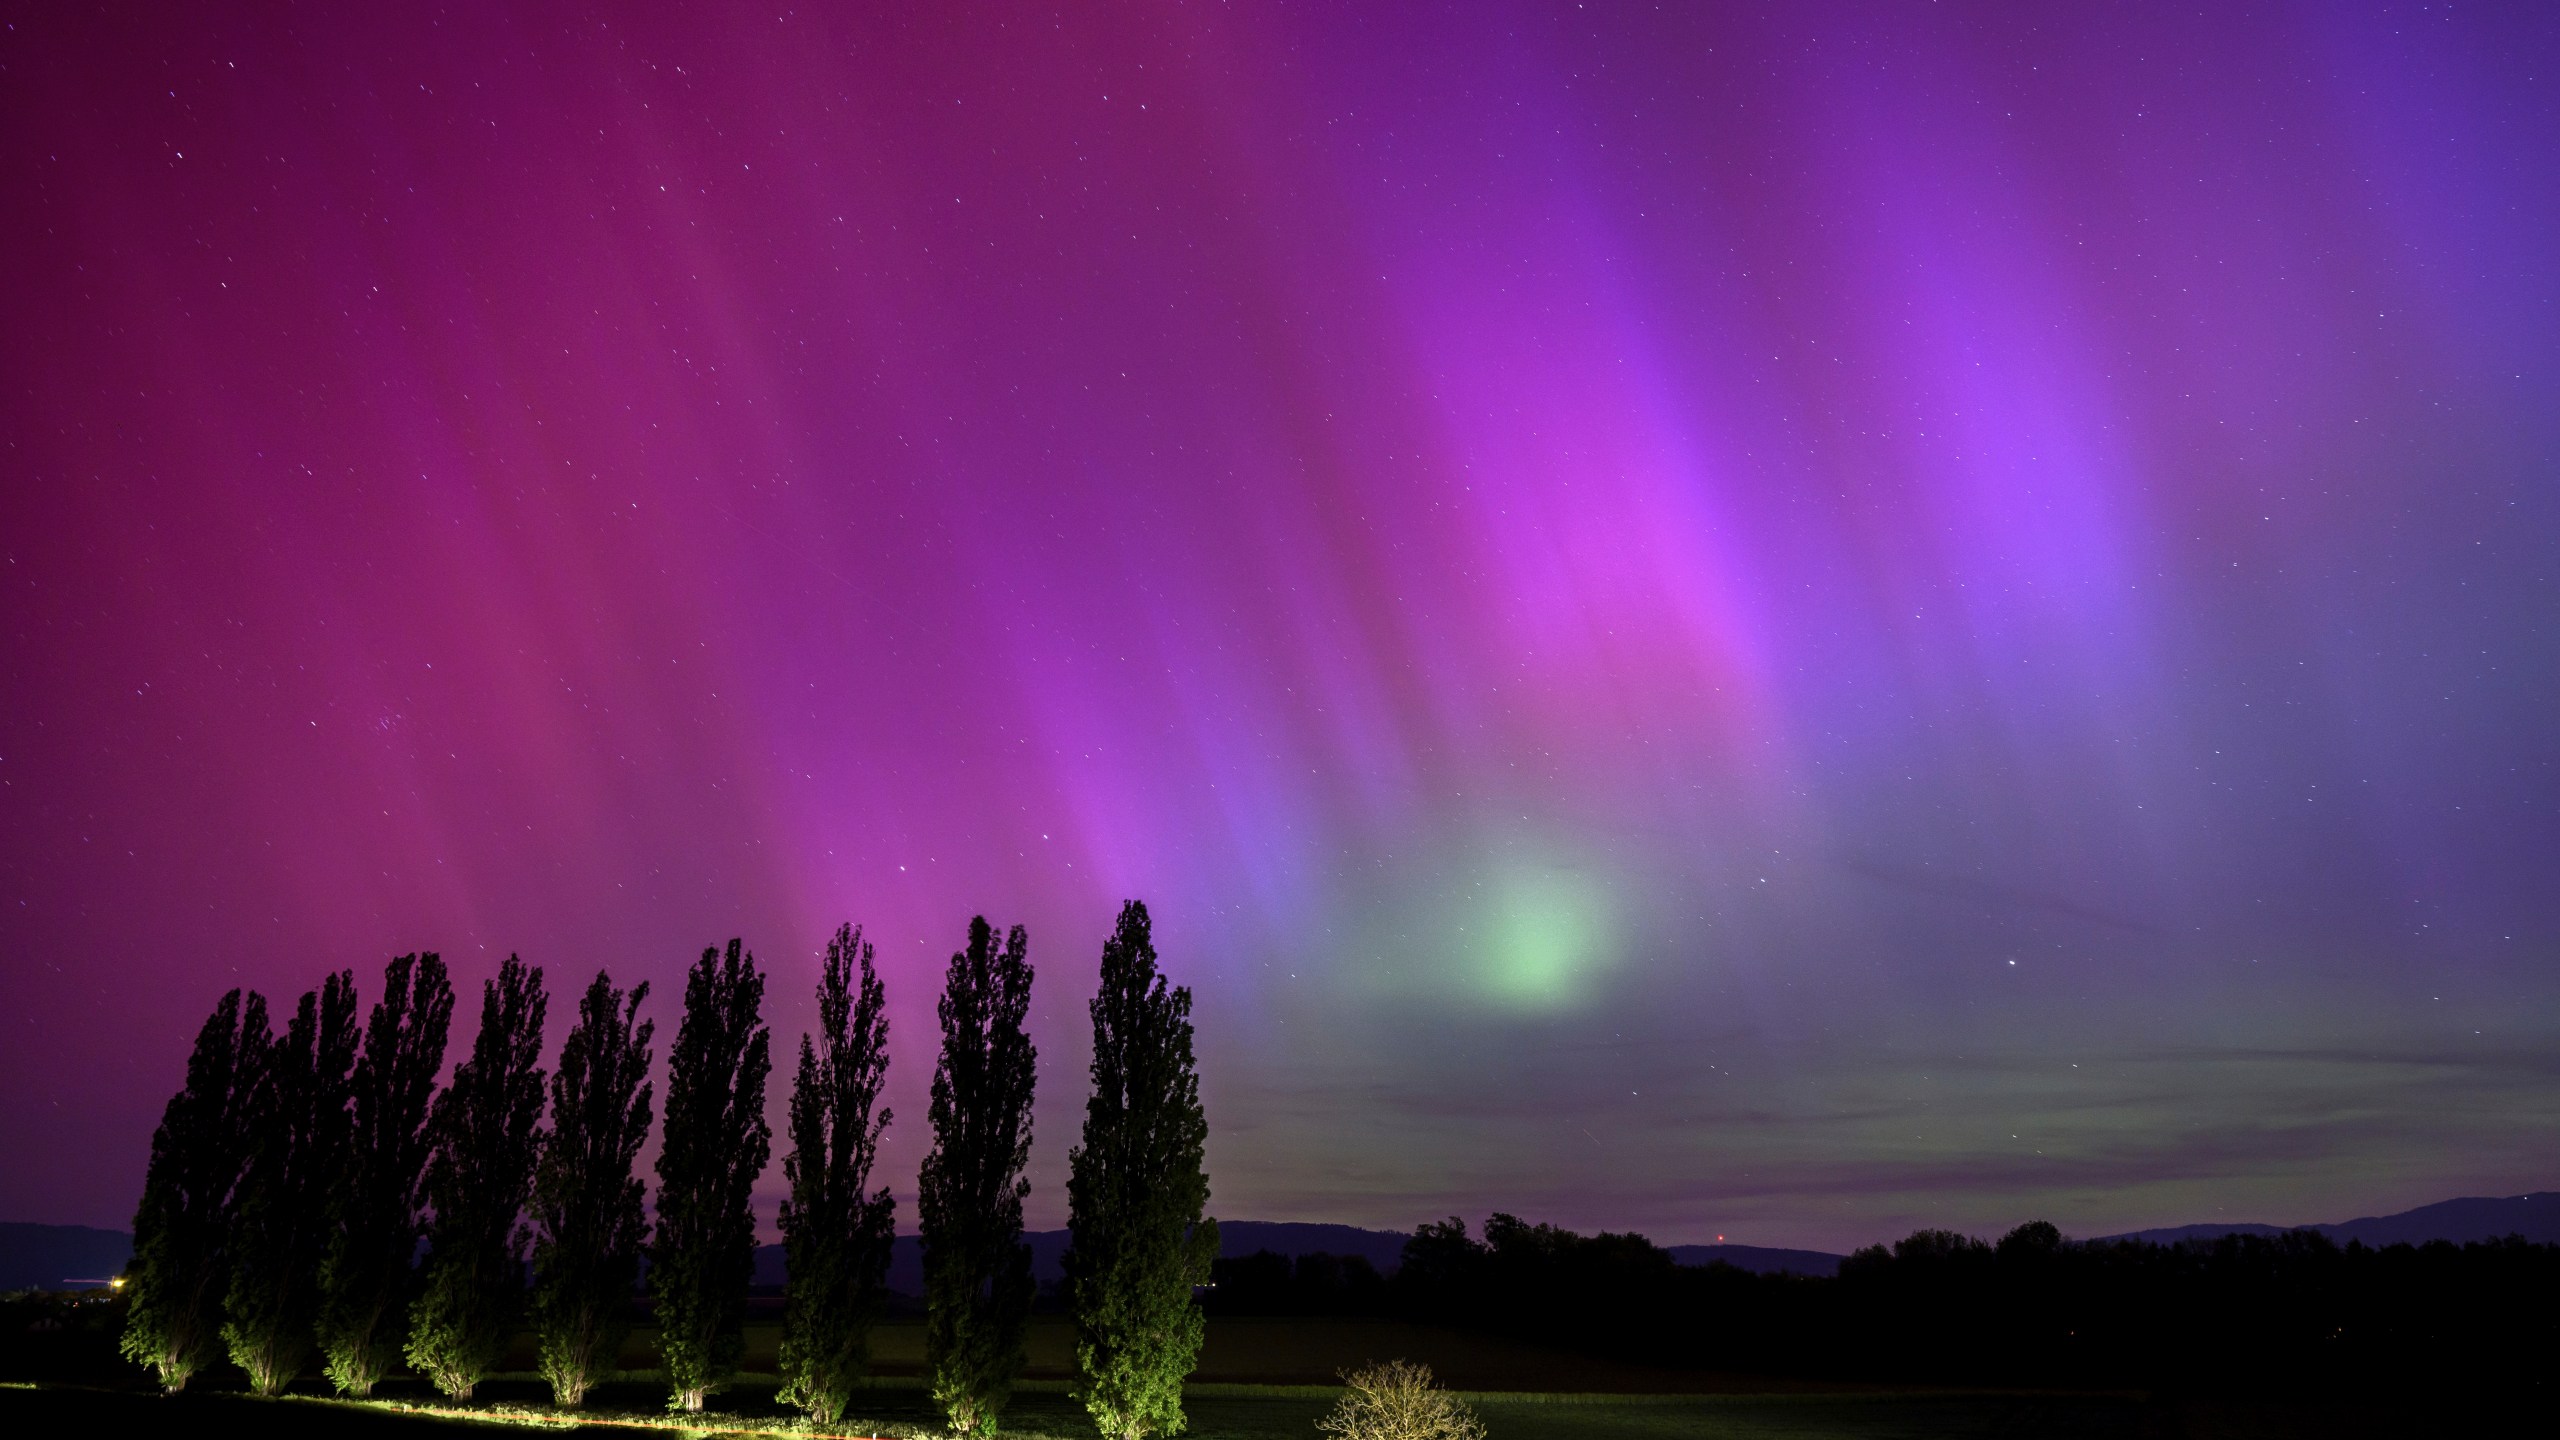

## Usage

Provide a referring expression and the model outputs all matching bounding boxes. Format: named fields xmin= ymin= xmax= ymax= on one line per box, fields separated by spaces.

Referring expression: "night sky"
xmin=4 ymin=3 xmax=2556 ymax=1254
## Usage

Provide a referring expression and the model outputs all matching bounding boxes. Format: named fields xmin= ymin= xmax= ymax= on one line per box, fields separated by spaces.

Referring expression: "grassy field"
xmin=0 ymin=1380 xmax=2164 ymax=1440
xmin=1 ymin=1310 xmax=2531 ymax=1438
xmin=7 ymin=1380 xmax=2522 ymax=1440
xmin=520 ymin=1317 xmax=1790 ymax=1394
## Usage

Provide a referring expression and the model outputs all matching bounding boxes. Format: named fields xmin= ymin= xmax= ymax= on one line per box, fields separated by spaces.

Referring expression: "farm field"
xmin=551 ymin=1316 xmax=1793 ymax=1393
xmin=0 ymin=1380 xmax=2167 ymax=1440
xmin=210 ymin=1315 xmax=1819 ymax=1394
xmin=2 ymin=1379 xmax=2522 ymax=1440
xmin=2 ymin=1306 xmax=2532 ymax=1440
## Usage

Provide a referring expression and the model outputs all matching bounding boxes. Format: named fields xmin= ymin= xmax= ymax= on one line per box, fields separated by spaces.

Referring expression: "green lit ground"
xmin=8 ymin=1375 xmax=2529 ymax=1440
xmin=0 ymin=1314 xmax=2526 ymax=1438
xmin=0 ymin=1381 xmax=2164 ymax=1440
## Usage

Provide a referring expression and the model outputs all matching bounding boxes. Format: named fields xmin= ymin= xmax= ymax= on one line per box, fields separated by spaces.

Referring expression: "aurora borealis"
xmin=3 ymin=3 xmax=2555 ymax=1253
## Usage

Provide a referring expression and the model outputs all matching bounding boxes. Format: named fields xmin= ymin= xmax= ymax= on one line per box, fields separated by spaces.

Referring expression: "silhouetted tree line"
xmin=1361 ymin=1213 xmax=2559 ymax=1394
xmin=1205 ymin=1249 xmax=1389 ymax=1316
xmin=118 ymin=901 xmax=1216 ymax=1435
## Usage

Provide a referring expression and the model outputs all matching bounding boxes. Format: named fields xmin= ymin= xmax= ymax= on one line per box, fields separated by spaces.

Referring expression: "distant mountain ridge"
xmin=12 ymin=1193 xmax=2551 ymax=1292
xmin=0 ymin=1222 xmax=133 ymax=1291
xmin=2097 ymin=1192 xmax=2559 ymax=1247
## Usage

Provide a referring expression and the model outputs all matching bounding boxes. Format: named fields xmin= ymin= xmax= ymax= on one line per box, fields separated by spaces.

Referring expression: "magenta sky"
xmin=4 ymin=3 xmax=2556 ymax=1253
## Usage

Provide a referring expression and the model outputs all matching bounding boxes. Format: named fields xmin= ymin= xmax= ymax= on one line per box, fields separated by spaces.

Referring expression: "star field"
xmin=2 ymin=2 xmax=2556 ymax=1250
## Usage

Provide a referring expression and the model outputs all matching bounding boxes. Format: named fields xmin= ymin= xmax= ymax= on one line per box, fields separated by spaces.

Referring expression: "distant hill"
xmin=1666 ymin=1243 xmax=1842 ymax=1276
xmin=2102 ymin=1221 xmax=2295 ymax=1244
xmin=1204 ymin=1221 xmax=1414 ymax=1271
xmin=18 ymin=1195 xmax=2549 ymax=1295
xmin=0 ymin=1222 xmax=131 ymax=1290
xmin=2101 ymin=1192 xmax=2559 ymax=1247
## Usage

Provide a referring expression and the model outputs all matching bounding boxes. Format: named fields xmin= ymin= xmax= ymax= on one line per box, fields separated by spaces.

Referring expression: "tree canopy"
xmin=528 ymin=970 xmax=655 ymax=1408
xmin=407 ymin=954 xmax=548 ymax=1399
xmin=318 ymin=952 xmax=454 ymax=1396
xmin=223 ymin=970 xmax=358 ymax=1395
xmin=653 ymin=938 xmax=772 ymax=1414
xmin=122 ymin=987 xmax=268 ymax=1393
xmin=920 ymin=916 xmax=1038 ymax=1437
xmin=1064 ymin=900 xmax=1217 ymax=1440
xmin=777 ymin=923 xmax=898 ymax=1425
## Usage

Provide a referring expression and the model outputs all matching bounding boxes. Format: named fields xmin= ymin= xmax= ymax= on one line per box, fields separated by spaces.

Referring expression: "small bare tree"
xmin=1317 ymin=1361 xmax=1486 ymax=1440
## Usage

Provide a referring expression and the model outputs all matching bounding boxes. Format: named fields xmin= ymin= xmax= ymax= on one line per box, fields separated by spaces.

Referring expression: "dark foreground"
xmin=1 ymin=1380 xmax=2541 ymax=1440
xmin=3 ymin=1302 xmax=2543 ymax=1440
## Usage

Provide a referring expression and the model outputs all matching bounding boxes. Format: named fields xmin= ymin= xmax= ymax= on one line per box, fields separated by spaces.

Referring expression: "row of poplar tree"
xmin=120 ymin=900 xmax=1216 ymax=1437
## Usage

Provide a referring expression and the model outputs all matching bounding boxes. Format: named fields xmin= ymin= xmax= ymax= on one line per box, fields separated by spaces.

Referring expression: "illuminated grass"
xmin=2 ymin=1375 xmax=2170 ymax=1440
xmin=290 ymin=1393 xmax=940 ymax=1437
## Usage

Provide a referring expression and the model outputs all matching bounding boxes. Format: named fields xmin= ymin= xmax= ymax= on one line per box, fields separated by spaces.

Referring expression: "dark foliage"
xmin=1 ymin=1288 xmax=134 ymax=1388
xmin=1395 ymin=1217 xmax=1484 ymax=1306
xmin=920 ymin=916 xmax=1038 ymax=1436
xmin=1391 ymin=1214 xmax=1676 ymax=1359
xmin=406 ymin=954 xmax=548 ymax=1398
xmin=1809 ymin=1222 xmax=2560 ymax=1391
xmin=528 ymin=970 xmax=655 ymax=1408
xmin=1390 ymin=1212 xmax=2560 ymax=1397
xmin=1064 ymin=901 xmax=1217 ymax=1440
xmin=1204 ymin=1250 xmax=1387 ymax=1316
xmin=777 ymin=923 xmax=898 ymax=1424
xmin=653 ymin=938 xmax=773 ymax=1412
xmin=318 ymin=952 xmax=454 ymax=1397
xmin=122 ymin=988 xmax=269 ymax=1392
xmin=223 ymin=970 xmax=359 ymax=1394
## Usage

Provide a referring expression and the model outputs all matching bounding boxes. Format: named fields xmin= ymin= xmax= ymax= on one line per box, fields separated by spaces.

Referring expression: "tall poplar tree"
xmin=122 ymin=988 xmax=269 ymax=1393
xmin=1065 ymin=901 xmax=1218 ymax=1440
xmin=777 ymin=923 xmax=897 ymax=1424
xmin=224 ymin=970 xmax=359 ymax=1395
xmin=319 ymin=951 xmax=454 ymax=1397
xmin=654 ymin=938 xmax=773 ymax=1413
xmin=529 ymin=971 xmax=655 ymax=1408
xmin=407 ymin=954 xmax=549 ymax=1398
xmin=920 ymin=916 xmax=1038 ymax=1437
